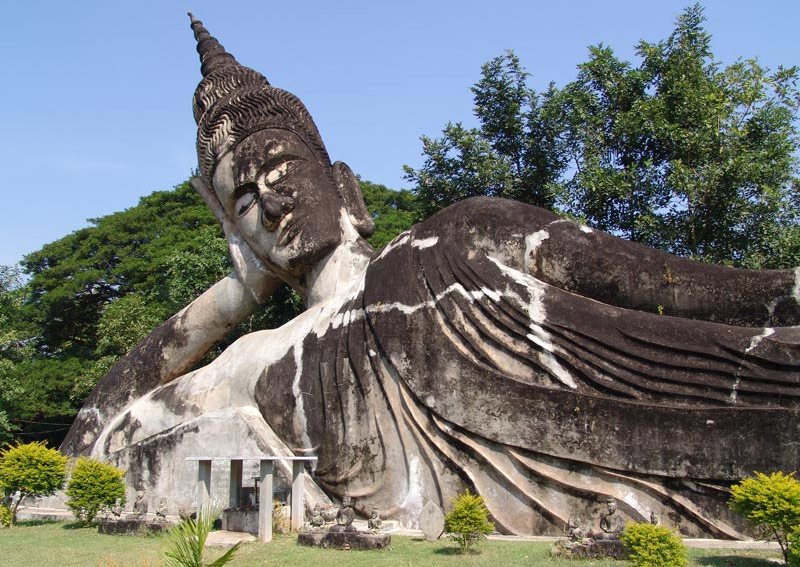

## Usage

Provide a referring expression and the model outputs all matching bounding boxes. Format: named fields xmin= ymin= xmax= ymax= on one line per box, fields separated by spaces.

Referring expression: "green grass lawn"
xmin=0 ymin=521 xmax=783 ymax=567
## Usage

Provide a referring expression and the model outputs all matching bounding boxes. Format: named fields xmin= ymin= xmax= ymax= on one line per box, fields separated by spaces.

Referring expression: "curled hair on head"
xmin=188 ymin=13 xmax=332 ymax=187
xmin=187 ymin=13 xmax=375 ymax=239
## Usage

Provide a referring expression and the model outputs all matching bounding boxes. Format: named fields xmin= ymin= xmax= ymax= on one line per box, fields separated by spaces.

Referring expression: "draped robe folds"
xmin=254 ymin=198 xmax=800 ymax=537
xmin=78 ymin=197 xmax=800 ymax=537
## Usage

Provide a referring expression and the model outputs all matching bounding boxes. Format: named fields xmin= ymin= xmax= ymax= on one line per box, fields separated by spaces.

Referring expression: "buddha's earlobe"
xmin=332 ymin=161 xmax=376 ymax=238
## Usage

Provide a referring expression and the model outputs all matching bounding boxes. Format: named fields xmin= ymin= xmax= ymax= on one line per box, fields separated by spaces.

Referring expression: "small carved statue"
xmin=595 ymin=498 xmax=625 ymax=540
xmin=110 ymin=498 xmax=124 ymax=518
xmin=156 ymin=498 xmax=168 ymax=521
xmin=131 ymin=490 xmax=148 ymax=517
xmin=650 ymin=511 xmax=660 ymax=526
xmin=367 ymin=507 xmax=382 ymax=532
xmin=310 ymin=503 xmax=324 ymax=529
xmin=567 ymin=517 xmax=587 ymax=543
xmin=320 ymin=506 xmax=338 ymax=524
xmin=330 ymin=495 xmax=356 ymax=532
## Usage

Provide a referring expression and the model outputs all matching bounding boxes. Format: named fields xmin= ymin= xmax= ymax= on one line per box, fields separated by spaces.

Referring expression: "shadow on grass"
xmin=433 ymin=547 xmax=481 ymax=556
xmin=14 ymin=519 xmax=61 ymax=527
xmin=62 ymin=521 xmax=96 ymax=530
xmin=694 ymin=556 xmax=780 ymax=567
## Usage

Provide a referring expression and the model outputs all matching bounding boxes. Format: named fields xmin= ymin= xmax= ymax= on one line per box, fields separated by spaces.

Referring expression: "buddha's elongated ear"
xmin=332 ymin=161 xmax=376 ymax=238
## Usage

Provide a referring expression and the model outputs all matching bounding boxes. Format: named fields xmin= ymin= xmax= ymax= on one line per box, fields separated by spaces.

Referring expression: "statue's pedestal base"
xmin=221 ymin=508 xmax=259 ymax=535
xmin=552 ymin=538 xmax=628 ymax=560
xmin=297 ymin=529 xmax=391 ymax=550
xmin=98 ymin=517 xmax=172 ymax=536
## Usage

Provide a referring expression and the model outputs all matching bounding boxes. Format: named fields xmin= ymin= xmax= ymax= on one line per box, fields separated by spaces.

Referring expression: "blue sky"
xmin=2 ymin=0 xmax=798 ymax=266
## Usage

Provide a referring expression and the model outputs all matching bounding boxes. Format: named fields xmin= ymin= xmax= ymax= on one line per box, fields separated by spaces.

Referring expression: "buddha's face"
xmin=607 ymin=500 xmax=617 ymax=514
xmin=213 ymin=128 xmax=342 ymax=276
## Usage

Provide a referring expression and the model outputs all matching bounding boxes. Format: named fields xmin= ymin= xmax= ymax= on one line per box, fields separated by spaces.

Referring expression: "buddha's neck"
xmin=300 ymin=214 xmax=373 ymax=307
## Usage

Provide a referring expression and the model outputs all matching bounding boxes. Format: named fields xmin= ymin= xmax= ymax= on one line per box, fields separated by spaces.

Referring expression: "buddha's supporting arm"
xmin=61 ymin=178 xmax=281 ymax=455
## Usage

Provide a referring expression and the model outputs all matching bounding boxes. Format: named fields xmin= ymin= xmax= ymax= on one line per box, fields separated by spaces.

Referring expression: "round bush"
xmin=0 ymin=504 xmax=11 ymax=528
xmin=788 ymin=530 xmax=800 ymax=567
xmin=620 ymin=521 xmax=688 ymax=567
xmin=444 ymin=489 xmax=495 ymax=553
xmin=730 ymin=471 xmax=800 ymax=566
xmin=65 ymin=457 xmax=126 ymax=523
xmin=0 ymin=441 xmax=67 ymax=525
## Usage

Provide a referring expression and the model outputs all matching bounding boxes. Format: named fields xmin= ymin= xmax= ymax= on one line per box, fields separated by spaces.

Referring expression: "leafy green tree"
xmin=730 ymin=471 xmax=800 ymax=566
xmin=359 ymin=179 xmax=418 ymax=249
xmin=406 ymin=5 xmax=800 ymax=269
xmin=65 ymin=457 xmax=126 ymax=523
xmin=405 ymin=52 xmax=563 ymax=218
xmin=789 ymin=530 xmax=800 ymax=567
xmin=620 ymin=522 xmax=688 ymax=567
xmin=0 ymin=266 xmax=35 ymax=445
xmin=559 ymin=4 xmax=800 ymax=267
xmin=12 ymin=183 xmax=230 ymax=444
xmin=22 ymin=182 xmax=221 ymax=356
xmin=0 ymin=441 xmax=67 ymax=525
xmin=443 ymin=489 xmax=495 ymax=553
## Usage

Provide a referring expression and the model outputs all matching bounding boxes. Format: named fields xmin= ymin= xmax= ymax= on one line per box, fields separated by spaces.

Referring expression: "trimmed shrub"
xmin=65 ymin=458 xmax=126 ymax=523
xmin=0 ymin=441 xmax=67 ymax=525
xmin=620 ymin=522 xmax=688 ymax=567
xmin=788 ymin=530 xmax=800 ymax=567
xmin=730 ymin=471 xmax=800 ymax=566
xmin=0 ymin=503 xmax=11 ymax=528
xmin=443 ymin=489 xmax=495 ymax=554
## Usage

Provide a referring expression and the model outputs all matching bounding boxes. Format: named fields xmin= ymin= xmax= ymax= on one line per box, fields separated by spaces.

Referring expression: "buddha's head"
xmin=606 ymin=498 xmax=617 ymax=514
xmin=188 ymin=13 xmax=374 ymax=278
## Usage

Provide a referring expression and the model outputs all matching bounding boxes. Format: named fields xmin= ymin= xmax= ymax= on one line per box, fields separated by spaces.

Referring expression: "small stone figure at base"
xmin=329 ymin=495 xmax=357 ymax=533
xmin=595 ymin=498 xmax=625 ymax=540
xmin=320 ymin=506 xmax=338 ymax=524
xmin=650 ymin=511 xmax=660 ymax=526
xmin=551 ymin=504 xmax=629 ymax=560
xmin=156 ymin=498 xmax=168 ymax=522
xmin=110 ymin=499 xmax=124 ymax=518
xmin=129 ymin=490 xmax=148 ymax=518
xmin=567 ymin=517 xmax=590 ymax=544
xmin=552 ymin=517 xmax=593 ymax=557
xmin=367 ymin=508 xmax=382 ymax=532
xmin=310 ymin=503 xmax=324 ymax=530
xmin=297 ymin=495 xmax=391 ymax=550
xmin=99 ymin=491 xmax=173 ymax=536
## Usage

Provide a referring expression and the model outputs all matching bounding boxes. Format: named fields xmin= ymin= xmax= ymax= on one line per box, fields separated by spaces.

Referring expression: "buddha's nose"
xmin=260 ymin=192 xmax=295 ymax=229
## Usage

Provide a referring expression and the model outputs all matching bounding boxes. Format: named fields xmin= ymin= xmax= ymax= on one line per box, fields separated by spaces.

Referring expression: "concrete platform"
xmin=206 ymin=530 xmax=258 ymax=547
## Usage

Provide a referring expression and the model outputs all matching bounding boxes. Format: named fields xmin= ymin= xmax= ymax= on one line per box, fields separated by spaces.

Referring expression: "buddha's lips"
xmin=278 ymin=218 xmax=301 ymax=247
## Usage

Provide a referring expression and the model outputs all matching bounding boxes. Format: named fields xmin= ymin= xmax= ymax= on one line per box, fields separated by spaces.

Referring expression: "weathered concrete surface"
xmin=62 ymin=13 xmax=800 ymax=540
xmin=419 ymin=501 xmax=445 ymax=541
xmin=297 ymin=530 xmax=391 ymax=550
xmin=221 ymin=509 xmax=259 ymax=535
xmin=206 ymin=530 xmax=257 ymax=547
xmin=97 ymin=518 xmax=173 ymax=535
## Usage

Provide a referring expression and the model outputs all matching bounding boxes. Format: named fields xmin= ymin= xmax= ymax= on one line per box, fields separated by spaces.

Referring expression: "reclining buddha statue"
xmin=61 ymin=13 xmax=800 ymax=537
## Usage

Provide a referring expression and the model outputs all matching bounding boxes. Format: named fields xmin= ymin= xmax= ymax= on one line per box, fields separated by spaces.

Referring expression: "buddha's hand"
xmin=190 ymin=176 xmax=278 ymax=304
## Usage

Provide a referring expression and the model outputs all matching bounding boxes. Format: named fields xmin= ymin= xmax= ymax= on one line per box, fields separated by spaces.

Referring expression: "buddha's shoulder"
xmin=411 ymin=196 xmax=561 ymax=247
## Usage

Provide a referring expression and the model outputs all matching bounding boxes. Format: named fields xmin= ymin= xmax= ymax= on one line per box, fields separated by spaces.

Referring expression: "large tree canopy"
xmin=405 ymin=4 xmax=800 ymax=268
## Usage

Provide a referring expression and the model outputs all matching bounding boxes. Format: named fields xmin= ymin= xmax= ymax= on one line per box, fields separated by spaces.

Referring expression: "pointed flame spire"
xmin=187 ymin=11 xmax=239 ymax=77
